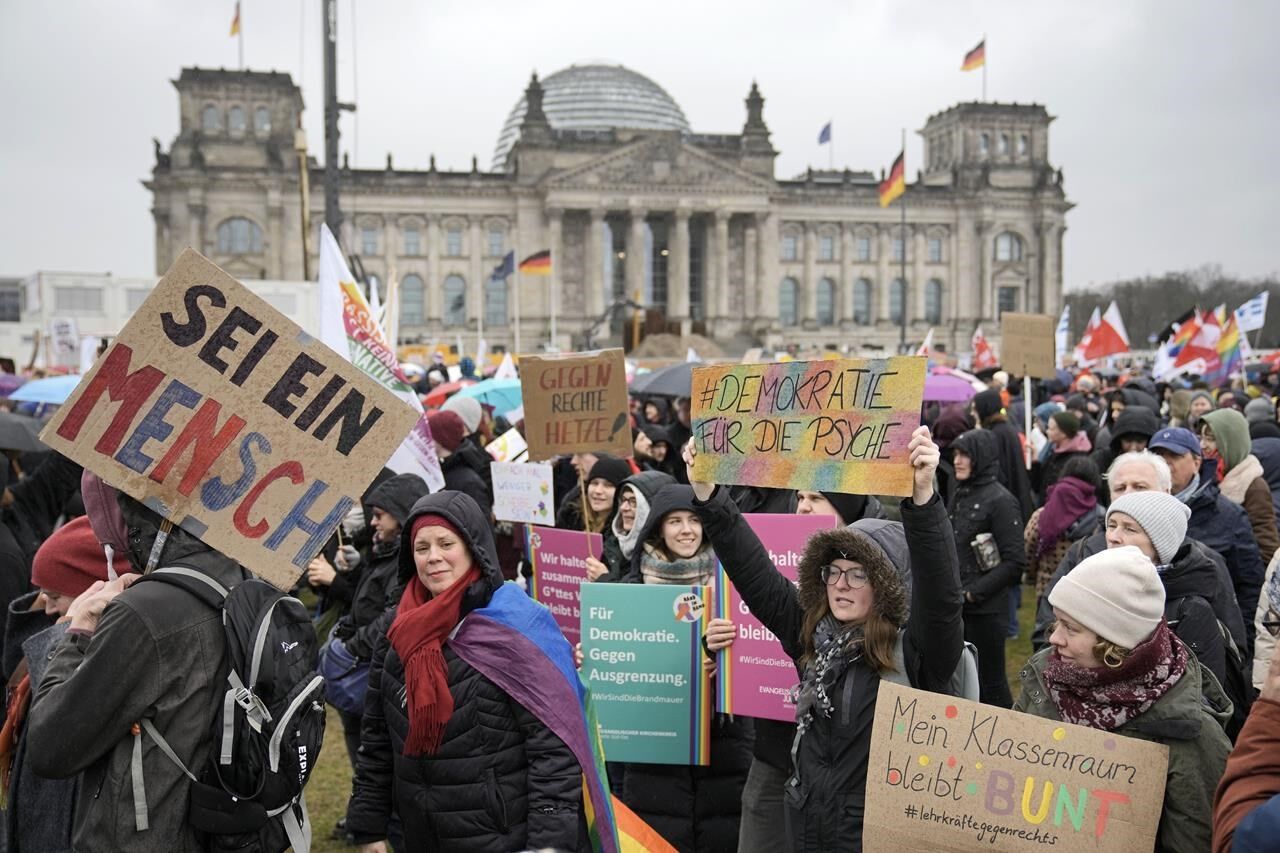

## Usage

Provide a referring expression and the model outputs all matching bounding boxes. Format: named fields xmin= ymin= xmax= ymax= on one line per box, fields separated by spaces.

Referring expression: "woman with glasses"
xmin=584 ymin=470 xmax=675 ymax=583
xmin=682 ymin=426 xmax=963 ymax=852
xmin=948 ymin=429 xmax=1027 ymax=708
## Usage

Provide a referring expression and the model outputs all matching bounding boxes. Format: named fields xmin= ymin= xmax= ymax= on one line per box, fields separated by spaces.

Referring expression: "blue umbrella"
xmin=452 ymin=378 xmax=524 ymax=418
xmin=7 ymin=374 xmax=82 ymax=404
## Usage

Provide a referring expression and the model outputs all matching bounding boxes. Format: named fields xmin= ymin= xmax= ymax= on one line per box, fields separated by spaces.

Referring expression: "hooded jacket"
xmin=440 ymin=438 xmax=494 ymax=519
xmin=973 ymin=390 xmax=1035 ymax=520
xmin=1249 ymin=436 xmax=1280 ymax=522
xmin=1202 ymin=408 xmax=1280 ymax=561
xmin=339 ymin=473 xmax=429 ymax=659
xmin=346 ymin=490 xmax=586 ymax=851
xmin=599 ymin=470 xmax=674 ymax=582
xmin=1185 ymin=479 xmax=1266 ymax=650
xmin=949 ymin=430 xmax=1027 ymax=615
xmin=693 ymin=487 xmax=962 ymax=852
xmin=25 ymin=496 xmax=250 ymax=852
xmin=616 ymin=484 xmax=753 ymax=852
xmin=1092 ymin=406 xmax=1160 ymax=498
xmin=1213 ymin=698 xmax=1280 ymax=853
xmin=1016 ymin=645 xmax=1231 ymax=853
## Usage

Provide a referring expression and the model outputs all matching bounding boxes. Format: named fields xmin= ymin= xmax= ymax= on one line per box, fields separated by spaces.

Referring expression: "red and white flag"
xmin=1073 ymin=301 xmax=1130 ymax=365
xmin=916 ymin=328 xmax=935 ymax=358
xmin=972 ymin=325 xmax=998 ymax=370
xmin=1174 ymin=309 xmax=1221 ymax=374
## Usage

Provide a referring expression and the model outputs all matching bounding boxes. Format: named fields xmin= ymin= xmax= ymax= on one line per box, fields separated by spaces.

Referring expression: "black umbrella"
xmin=0 ymin=412 xmax=45 ymax=453
xmin=630 ymin=362 xmax=695 ymax=399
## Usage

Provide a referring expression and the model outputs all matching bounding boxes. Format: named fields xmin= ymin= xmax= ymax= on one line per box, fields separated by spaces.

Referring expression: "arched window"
xmin=889 ymin=279 xmax=906 ymax=325
xmin=925 ymin=279 xmax=943 ymax=324
xmin=400 ymin=274 xmax=425 ymax=325
xmin=854 ymin=279 xmax=873 ymax=326
xmin=979 ymin=132 xmax=990 ymax=156
xmin=443 ymin=275 xmax=466 ymax=327
xmin=994 ymin=232 xmax=1024 ymax=262
xmin=254 ymin=106 xmax=271 ymax=136
xmin=228 ymin=106 xmax=246 ymax=135
xmin=816 ymin=278 xmax=836 ymax=326
xmin=485 ymin=277 xmax=508 ymax=327
xmin=216 ymin=217 xmax=263 ymax=254
xmin=202 ymin=105 xmax=220 ymax=132
xmin=779 ymin=277 xmax=799 ymax=326
xmin=998 ymin=133 xmax=1010 ymax=155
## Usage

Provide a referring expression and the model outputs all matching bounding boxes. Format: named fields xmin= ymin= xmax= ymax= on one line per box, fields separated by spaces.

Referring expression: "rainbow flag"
xmin=448 ymin=583 xmax=675 ymax=853
xmin=1208 ymin=313 xmax=1244 ymax=385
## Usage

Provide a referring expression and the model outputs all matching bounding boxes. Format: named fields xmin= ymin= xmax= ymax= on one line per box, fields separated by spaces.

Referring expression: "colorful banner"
xmin=520 ymin=349 xmax=631 ymax=461
xmin=691 ymin=356 xmax=926 ymax=496
xmin=527 ymin=525 xmax=601 ymax=644
xmin=486 ymin=427 xmax=529 ymax=463
xmin=864 ymin=682 xmax=1169 ymax=852
xmin=716 ymin=512 xmax=837 ymax=720
xmin=491 ymin=461 xmax=553 ymax=525
xmin=580 ymin=583 xmax=712 ymax=766
xmin=317 ymin=226 xmax=444 ymax=491
xmin=40 ymin=249 xmax=419 ymax=590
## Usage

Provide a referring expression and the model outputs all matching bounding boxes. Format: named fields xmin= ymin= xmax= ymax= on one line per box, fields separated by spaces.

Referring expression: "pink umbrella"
xmin=924 ymin=372 xmax=979 ymax=402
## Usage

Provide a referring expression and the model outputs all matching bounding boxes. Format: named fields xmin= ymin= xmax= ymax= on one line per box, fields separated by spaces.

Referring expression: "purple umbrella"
xmin=924 ymin=373 xmax=979 ymax=402
xmin=0 ymin=374 xmax=26 ymax=397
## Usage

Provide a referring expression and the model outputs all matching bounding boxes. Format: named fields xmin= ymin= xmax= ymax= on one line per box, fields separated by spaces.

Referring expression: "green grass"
xmin=1005 ymin=588 xmax=1039 ymax=698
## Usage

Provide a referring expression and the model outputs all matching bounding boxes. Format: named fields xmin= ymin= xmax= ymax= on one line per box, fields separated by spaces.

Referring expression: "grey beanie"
xmin=1106 ymin=491 xmax=1190 ymax=565
xmin=1245 ymin=397 xmax=1274 ymax=425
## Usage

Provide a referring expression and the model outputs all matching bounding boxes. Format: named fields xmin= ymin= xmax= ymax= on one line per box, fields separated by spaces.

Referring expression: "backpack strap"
xmin=132 ymin=718 xmax=198 ymax=832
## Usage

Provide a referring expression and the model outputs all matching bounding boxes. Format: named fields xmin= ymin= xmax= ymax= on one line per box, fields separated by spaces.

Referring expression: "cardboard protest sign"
xmin=1000 ymin=314 xmax=1057 ymax=379
xmin=716 ymin=513 xmax=836 ymax=720
xmin=580 ymin=583 xmax=712 ymax=765
xmin=492 ymin=461 xmax=553 ymax=524
xmin=520 ymin=349 xmax=631 ymax=461
xmin=527 ymin=525 xmax=601 ymax=643
xmin=691 ymin=356 xmax=926 ymax=496
xmin=864 ymin=682 xmax=1169 ymax=853
xmin=40 ymin=249 xmax=419 ymax=590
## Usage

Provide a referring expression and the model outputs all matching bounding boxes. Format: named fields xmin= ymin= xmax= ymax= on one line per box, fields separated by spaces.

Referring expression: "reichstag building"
xmin=146 ymin=64 xmax=1071 ymax=354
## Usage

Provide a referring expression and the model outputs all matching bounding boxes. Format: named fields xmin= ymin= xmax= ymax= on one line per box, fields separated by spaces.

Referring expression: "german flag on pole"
xmin=961 ymin=39 xmax=985 ymax=71
xmin=518 ymin=250 xmax=552 ymax=276
xmin=230 ymin=1 xmax=241 ymax=36
xmin=878 ymin=151 xmax=905 ymax=208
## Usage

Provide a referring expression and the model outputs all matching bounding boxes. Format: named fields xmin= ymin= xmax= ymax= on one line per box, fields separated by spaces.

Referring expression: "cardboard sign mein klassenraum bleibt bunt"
xmin=864 ymin=681 xmax=1168 ymax=853
xmin=519 ymin=349 xmax=631 ymax=462
xmin=40 ymin=249 xmax=420 ymax=590
xmin=690 ymin=356 xmax=926 ymax=496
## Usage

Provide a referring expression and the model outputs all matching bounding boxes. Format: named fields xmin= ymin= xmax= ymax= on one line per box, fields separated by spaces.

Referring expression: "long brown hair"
xmin=799 ymin=598 xmax=899 ymax=674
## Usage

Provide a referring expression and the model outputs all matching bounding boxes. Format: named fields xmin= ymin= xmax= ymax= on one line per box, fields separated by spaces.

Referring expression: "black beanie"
xmin=1051 ymin=410 xmax=1081 ymax=438
xmin=819 ymin=492 xmax=870 ymax=526
xmin=587 ymin=455 xmax=632 ymax=487
xmin=973 ymin=389 xmax=1004 ymax=423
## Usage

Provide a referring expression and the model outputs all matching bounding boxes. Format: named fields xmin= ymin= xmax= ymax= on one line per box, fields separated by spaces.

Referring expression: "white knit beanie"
xmin=1049 ymin=546 xmax=1165 ymax=650
xmin=1105 ymin=491 xmax=1190 ymax=565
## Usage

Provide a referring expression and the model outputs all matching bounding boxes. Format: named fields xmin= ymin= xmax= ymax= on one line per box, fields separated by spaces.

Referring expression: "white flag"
xmin=1054 ymin=305 xmax=1070 ymax=367
xmin=1235 ymin=292 xmax=1269 ymax=333
xmin=317 ymin=225 xmax=444 ymax=491
xmin=494 ymin=352 xmax=518 ymax=380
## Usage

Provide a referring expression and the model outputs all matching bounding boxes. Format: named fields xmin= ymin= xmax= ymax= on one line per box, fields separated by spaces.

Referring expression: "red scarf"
xmin=387 ymin=566 xmax=481 ymax=756
xmin=1041 ymin=620 xmax=1187 ymax=731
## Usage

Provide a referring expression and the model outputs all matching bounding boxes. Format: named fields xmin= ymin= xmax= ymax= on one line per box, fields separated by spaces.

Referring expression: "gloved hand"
xmin=336 ymin=544 xmax=362 ymax=572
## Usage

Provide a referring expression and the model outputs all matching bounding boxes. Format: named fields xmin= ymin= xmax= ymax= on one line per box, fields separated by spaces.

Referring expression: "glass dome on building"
xmin=492 ymin=63 xmax=690 ymax=170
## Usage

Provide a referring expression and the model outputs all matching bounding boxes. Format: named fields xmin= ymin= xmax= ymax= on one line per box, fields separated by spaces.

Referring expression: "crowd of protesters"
xmin=7 ymin=357 xmax=1280 ymax=853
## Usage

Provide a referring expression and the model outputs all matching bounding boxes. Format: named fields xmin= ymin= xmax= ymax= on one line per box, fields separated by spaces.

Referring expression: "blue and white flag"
xmin=1234 ymin=291 xmax=1269 ymax=333
xmin=818 ymin=121 xmax=832 ymax=145
xmin=1054 ymin=305 xmax=1070 ymax=366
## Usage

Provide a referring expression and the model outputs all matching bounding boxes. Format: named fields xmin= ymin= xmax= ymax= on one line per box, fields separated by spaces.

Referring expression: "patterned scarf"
xmin=387 ymin=566 xmax=481 ymax=755
xmin=791 ymin=615 xmax=865 ymax=739
xmin=1041 ymin=620 xmax=1187 ymax=731
xmin=639 ymin=542 xmax=716 ymax=585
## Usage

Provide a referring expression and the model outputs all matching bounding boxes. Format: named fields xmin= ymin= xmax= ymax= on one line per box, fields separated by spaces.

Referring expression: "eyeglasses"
xmin=820 ymin=564 xmax=869 ymax=588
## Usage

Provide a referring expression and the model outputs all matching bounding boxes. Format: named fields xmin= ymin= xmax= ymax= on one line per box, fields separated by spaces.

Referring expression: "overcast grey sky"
xmin=2 ymin=0 xmax=1275 ymax=290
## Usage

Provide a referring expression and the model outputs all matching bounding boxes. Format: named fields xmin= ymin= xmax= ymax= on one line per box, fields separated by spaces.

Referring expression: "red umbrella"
xmin=422 ymin=380 xmax=476 ymax=409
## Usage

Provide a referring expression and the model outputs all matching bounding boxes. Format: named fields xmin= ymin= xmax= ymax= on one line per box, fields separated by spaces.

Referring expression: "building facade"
xmin=146 ymin=64 xmax=1071 ymax=355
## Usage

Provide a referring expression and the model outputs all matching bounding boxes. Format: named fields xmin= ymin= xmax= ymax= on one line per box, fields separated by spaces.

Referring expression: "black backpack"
xmin=131 ymin=566 xmax=327 ymax=852
xmin=1168 ymin=593 xmax=1255 ymax=740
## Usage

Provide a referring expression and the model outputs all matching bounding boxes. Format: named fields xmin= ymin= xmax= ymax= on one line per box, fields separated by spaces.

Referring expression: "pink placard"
xmin=527 ymin=525 xmax=602 ymax=644
xmin=717 ymin=512 xmax=837 ymax=721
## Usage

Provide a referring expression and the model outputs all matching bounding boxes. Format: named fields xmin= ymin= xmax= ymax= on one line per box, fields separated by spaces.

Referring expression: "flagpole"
xmin=898 ymin=127 xmax=907 ymax=353
xmin=513 ymin=253 xmax=522 ymax=355
xmin=828 ymin=120 xmax=834 ymax=170
xmin=238 ymin=2 xmax=245 ymax=70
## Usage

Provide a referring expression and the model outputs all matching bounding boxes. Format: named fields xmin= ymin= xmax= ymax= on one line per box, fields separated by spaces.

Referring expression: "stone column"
xmin=756 ymin=211 xmax=780 ymax=328
xmin=626 ymin=206 xmax=647 ymax=308
xmin=468 ymin=217 xmax=484 ymax=328
xmin=426 ymin=214 xmax=442 ymax=324
xmin=802 ymin=223 xmax=818 ymax=327
xmin=547 ymin=207 xmax=564 ymax=348
xmin=743 ymin=219 xmax=758 ymax=319
xmin=840 ymin=223 xmax=855 ymax=328
xmin=876 ymin=226 xmax=892 ymax=322
xmin=979 ymin=225 xmax=995 ymax=321
xmin=670 ymin=209 xmax=691 ymax=331
xmin=586 ymin=207 xmax=606 ymax=320
xmin=266 ymin=188 xmax=284 ymax=279
xmin=714 ymin=209 xmax=731 ymax=325
xmin=912 ymin=225 xmax=926 ymax=323
xmin=187 ymin=204 xmax=205 ymax=254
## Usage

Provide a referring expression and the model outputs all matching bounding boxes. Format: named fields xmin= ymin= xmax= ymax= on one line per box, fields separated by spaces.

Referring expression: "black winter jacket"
xmin=440 ymin=447 xmax=493 ymax=519
xmin=982 ymin=417 xmax=1035 ymax=521
xmin=1186 ymin=480 xmax=1266 ymax=649
xmin=346 ymin=490 xmax=586 ymax=851
xmin=694 ymin=487 xmax=963 ymax=852
xmin=949 ymin=430 xmax=1027 ymax=616
xmin=336 ymin=473 xmax=427 ymax=659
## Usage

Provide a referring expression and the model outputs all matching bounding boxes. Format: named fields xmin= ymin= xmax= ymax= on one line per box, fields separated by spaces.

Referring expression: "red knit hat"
xmin=32 ymin=516 xmax=111 ymax=598
xmin=426 ymin=410 xmax=467 ymax=452
xmin=411 ymin=513 xmax=463 ymax=543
